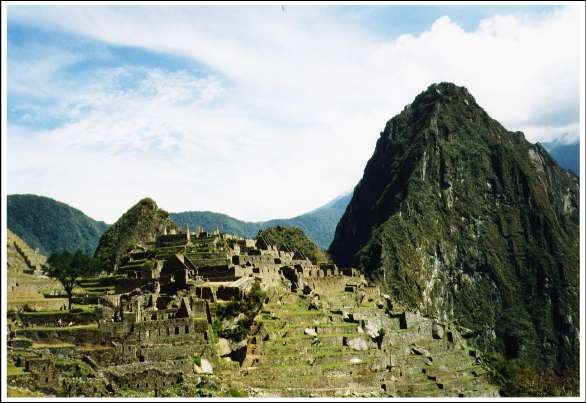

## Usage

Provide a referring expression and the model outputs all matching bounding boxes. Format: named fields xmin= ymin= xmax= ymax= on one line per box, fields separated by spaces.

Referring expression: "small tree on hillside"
xmin=44 ymin=250 xmax=98 ymax=310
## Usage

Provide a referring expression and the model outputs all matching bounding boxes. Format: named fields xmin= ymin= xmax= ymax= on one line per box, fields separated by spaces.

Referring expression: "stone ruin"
xmin=6 ymin=225 xmax=498 ymax=397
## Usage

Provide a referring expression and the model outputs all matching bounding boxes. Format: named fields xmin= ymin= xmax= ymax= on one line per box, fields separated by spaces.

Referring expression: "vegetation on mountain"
xmin=329 ymin=83 xmax=579 ymax=388
xmin=482 ymin=352 xmax=579 ymax=397
xmin=7 ymin=194 xmax=108 ymax=256
xmin=94 ymin=198 xmax=178 ymax=271
xmin=256 ymin=225 xmax=328 ymax=263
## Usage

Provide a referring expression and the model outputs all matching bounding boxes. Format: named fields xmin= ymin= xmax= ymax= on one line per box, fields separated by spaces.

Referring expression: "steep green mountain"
xmin=7 ymin=194 xmax=109 ymax=256
xmin=329 ymin=83 xmax=579 ymax=374
xmin=541 ymin=140 xmax=579 ymax=176
xmin=171 ymin=192 xmax=352 ymax=250
xmin=94 ymin=197 xmax=178 ymax=271
xmin=256 ymin=225 xmax=327 ymax=263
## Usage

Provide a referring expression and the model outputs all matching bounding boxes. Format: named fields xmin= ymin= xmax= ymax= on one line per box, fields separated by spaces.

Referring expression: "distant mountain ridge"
xmin=7 ymin=192 xmax=352 ymax=256
xmin=541 ymin=140 xmax=579 ymax=176
xmin=7 ymin=194 xmax=109 ymax=256
xmin=170 ymin=192 xmax=352 ymax=249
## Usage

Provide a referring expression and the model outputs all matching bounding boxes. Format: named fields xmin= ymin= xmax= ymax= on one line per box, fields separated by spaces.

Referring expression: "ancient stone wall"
xmin=156 ymin=234 xmax=189 ymax=248
xmin=25 ymin=357 xmax=57 ymax=388
xmin=304 ymin=276 xmax=349 ymax=295
xmin=16 ymin=326 xmax=106 ymax=345
xmin=113 ymin=341 xmax=210 ymax=364
xmin=215 ymin=286 xmax=242 ymax=301
xmin=101 ymin=317 xmax=209 ymax=343
xmin=235 ymin=254 xmax=280 ymax=266
xmin=196 ymin=265 xmax=237 ymax=281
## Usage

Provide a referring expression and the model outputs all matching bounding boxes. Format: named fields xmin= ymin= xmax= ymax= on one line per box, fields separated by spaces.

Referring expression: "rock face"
xmin=347 ymin=337 xmax=369 ymax=351
xmin=329 ymin=82 xmax=579 ymax=372
xmin=196 ymin=359 xmax=213 ymax=374
xmin=94 ymin=198 xmax=178 ymax=271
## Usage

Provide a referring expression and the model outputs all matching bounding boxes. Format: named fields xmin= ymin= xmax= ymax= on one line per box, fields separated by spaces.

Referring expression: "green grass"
xmin=269 ymin=332 xmax=357 ymax=341
xmin=18 ymin=303 xmax=96 ymax=316
xmin=7 ymin=386 xmax=45 ymax=397
xmin=228 ymin=388 xmax=248 ymax=397
xmin=32 ymin=342 xmax=76 ymax=349
xmin=16 ymin=323 xmax=98 ymax=332
xmin=268 ymin=349 xmax=375 ymax=360
xmin=7 ymin=365 xmax=28 ymax=377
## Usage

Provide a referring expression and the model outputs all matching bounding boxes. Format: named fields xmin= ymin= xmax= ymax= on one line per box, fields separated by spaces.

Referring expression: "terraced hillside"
xmin=222 ymin=289 xmax=498 ymax=397
xmin=7 ymin=229 xmax=46 ymax=273
xmin=7 ymin=230 xmax=65 ymax=312
xmin=8 ymin=226 xmax=501 ymax=397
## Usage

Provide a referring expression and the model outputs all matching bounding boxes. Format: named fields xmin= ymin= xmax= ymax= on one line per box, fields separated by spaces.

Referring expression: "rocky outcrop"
xmin=329 ymin=83 xmax=579 ymax=372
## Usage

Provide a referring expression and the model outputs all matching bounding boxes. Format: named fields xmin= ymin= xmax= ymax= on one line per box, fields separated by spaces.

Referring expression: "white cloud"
xmin=7 ymin=5 xmax=583 ymax=223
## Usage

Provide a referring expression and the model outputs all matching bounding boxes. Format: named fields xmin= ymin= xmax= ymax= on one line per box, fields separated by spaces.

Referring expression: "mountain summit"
xmin=94 ymin=198 xmax=178 ymax=270
xmin=329 ymin=82 xmax=579 ymax=372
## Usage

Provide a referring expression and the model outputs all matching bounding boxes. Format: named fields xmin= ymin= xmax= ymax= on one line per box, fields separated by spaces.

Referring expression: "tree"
xmin=44 ymin=250 xmax=98 ymax=310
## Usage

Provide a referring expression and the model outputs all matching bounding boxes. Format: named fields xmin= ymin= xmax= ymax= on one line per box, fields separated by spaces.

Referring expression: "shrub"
xmin=482 ymin=352 xmax=579 ymax=396
xmin=214 ymin=283 xmax=266 ymax=341
xmin=228 ymin=388 xmax=248 ymax=397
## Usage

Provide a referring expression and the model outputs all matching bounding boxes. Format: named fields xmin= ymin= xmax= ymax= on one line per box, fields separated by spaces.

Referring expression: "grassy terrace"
xmin=7 ymin=365 xmax=29 ymax=377
xmin=32 ymin=342 xmax=76 ymax=348
xmin=77 ymin=275 xmax=125 ymax=286
xmin=259 ymin=310 xmax=328 ymax=319
xmin=260 ymin=347 xmax=378 ymax=359
xmin=31 ymin=343 xmax=110 ymax=353
xmin=7 ymin=386 xmax=46 ymax=397
xmin=8 ymin=297 xmax=69 ymax=308
xmin=81 ymin=286 xmax=115 ymax=293
xmin=261 ymin=318 xmax=355 ymax=327
xmin=243 ymin=364 xmax=374 ymax=376
xmin=265 ymin=331 xmax=357 ymax=341
xmin=252 ymin=359 xmax=374 ymax=370
xmin=16 ymin=304 xmax=96 ymax=316
xmin=16 ymin=323 xmax=98 ymax=332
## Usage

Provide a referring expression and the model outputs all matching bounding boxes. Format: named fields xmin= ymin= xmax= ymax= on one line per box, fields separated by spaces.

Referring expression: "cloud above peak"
xmin=7 ymin=5 xmax=582 ymax=223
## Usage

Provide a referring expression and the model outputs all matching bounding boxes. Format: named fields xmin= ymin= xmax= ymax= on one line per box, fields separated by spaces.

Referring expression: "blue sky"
xmin=332 ymin=5 xmax=558 ymax=36
xmin=6 ymin=4 xmax=582 ymax=223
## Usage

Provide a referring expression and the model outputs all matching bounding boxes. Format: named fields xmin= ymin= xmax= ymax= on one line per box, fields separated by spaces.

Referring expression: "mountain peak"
xmin=413 ymin=82 xmax=475 ymax=106
xmin=380 ymin=82 xmax=508 ymax=149
xmin=134 ymin=197 xmax=159 ymax=210
xmin=412 ymin=82 xmax=484 ymax=117
xmin=330 ymin=83 xmax=580 ymax=372
xmin=94 ymin=198 xmax=177 ymax=270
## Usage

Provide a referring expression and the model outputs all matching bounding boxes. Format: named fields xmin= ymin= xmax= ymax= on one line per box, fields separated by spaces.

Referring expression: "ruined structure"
xmin=7 ymin=225 xmax=499 ymax=397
